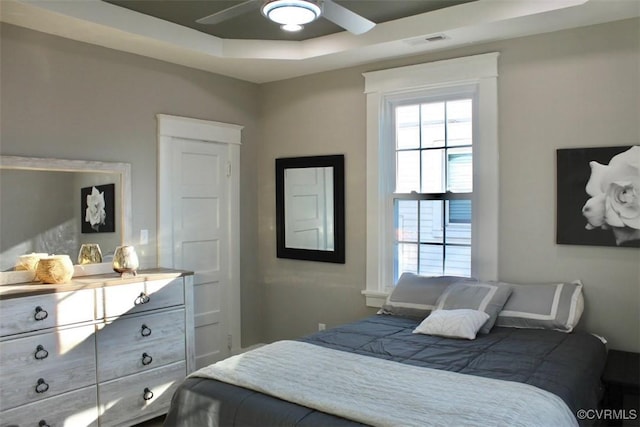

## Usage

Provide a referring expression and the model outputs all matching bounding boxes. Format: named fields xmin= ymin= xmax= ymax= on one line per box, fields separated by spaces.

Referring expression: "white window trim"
xmin=362 ymin=53 xmax=500 ymax=307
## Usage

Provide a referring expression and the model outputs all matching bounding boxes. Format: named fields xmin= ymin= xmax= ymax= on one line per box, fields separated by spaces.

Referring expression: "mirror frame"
xmin=0 ymin=155 xmax=132 ymax=281
xmin=275 ymin=154 xmax=345 ymax=264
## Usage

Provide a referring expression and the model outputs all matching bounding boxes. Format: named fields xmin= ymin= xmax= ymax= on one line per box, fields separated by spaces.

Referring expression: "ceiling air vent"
xmin=404 ymin=34 xmax=449 ymax=46
xmin=425 ymin=34 xmax=447 ymax=42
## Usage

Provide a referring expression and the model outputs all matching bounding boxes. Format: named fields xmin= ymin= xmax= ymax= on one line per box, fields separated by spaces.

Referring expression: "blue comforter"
xmin=164 ymin=314 xmax=607 ymax=426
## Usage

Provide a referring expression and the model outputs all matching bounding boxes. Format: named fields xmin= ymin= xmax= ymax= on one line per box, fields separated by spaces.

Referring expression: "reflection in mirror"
xmin=276 ymin=155 xmax=344 ymax=264
xmin=0 ymin=156 xmax=131 ymax=273
xmin=284 ymin=166 xmax=334 ymax=251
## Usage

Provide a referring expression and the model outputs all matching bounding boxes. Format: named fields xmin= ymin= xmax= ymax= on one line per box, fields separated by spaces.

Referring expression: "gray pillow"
xmin=495 ymin=280 xmax=584 ymax=332
xmin=379 ymin=273 xmax=477 ymax=319
xmin=434 ymin=281 xmax=512 ymax=334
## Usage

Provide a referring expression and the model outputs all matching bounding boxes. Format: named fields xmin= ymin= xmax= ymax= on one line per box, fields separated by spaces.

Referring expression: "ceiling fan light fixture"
xmin=262 ymin=0 xmax=321 ymax=26
xmin=281 ymin=24 xmax=304 ymax=32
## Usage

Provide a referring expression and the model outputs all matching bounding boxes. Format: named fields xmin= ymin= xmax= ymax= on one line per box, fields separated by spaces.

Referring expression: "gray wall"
xmin=258 ymin=18 xmax=640 ymax=351
xmin=0 ymin=23 xmax=264 ymax=347
xmin=259 ymin=68 xmax=376 ymax=340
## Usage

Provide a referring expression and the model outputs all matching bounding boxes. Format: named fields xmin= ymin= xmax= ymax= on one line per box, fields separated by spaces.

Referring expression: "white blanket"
xmin=191 ymin=340 xmax=578 ymax=427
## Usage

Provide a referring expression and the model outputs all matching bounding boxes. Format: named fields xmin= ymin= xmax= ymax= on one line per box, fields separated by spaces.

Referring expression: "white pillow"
xmin=413 ymin=309 xmax=490 ymax=340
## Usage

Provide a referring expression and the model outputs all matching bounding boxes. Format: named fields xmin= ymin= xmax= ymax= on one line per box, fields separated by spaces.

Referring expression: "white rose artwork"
xmin=582 ymin=146 xmax=640 ymax=246
xmin=85 ymin=186 xmax=107 ymax=231
xmin=81 ymin=183 xmax=115 ymax=234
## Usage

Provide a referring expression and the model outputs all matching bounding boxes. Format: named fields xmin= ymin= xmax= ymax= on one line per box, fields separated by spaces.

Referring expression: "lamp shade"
xmin=262 ymin=0 xmax=321 ymax=26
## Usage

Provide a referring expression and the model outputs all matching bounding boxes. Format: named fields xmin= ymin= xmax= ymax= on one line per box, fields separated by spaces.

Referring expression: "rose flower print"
xmin=582 ymin=146 xmax=640 ymax=245
xmin=85 ymin=186 xmax=107 ymax=231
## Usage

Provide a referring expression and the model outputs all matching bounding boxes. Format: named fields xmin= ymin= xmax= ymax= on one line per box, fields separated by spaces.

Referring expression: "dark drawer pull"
xmin=143 ymin=387 xmax=154 ymax=401
xmin=34 ymin=306 xmax=48 ymax=321
xmin=141 ymin=324 xmax=152 ymax=337
xmin=35 ymin=378 xmax=49 ymax=394
xmin=34 ymin=345 xmax=49 ymax=360
xmin=141 ymin=352 xmax=153 ymax=366
xmin=135 ymin=292 xmax=150 ymax=305
xmin=39 ymin=420 xmax=50 ymax=427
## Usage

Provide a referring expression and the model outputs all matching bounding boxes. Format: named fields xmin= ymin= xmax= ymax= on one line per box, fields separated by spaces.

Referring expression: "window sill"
xmin=361 ymin=289 xmax=389 ymax=308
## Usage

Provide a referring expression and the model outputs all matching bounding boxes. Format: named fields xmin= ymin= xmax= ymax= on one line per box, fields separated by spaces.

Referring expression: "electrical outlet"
xmin=318 ymin=323 xmax=326 ymax=331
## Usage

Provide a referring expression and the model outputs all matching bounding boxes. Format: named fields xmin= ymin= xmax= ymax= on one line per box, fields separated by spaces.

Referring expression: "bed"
xmin=164 ymin=275 xmax=608 ymax=427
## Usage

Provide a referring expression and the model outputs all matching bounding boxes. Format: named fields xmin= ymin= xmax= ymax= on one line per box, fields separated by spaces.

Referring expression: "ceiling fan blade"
xmin=321 ymin=0 xmax=375 ymax=35
xmin=196 ymin=0 xmax=261 ymax=25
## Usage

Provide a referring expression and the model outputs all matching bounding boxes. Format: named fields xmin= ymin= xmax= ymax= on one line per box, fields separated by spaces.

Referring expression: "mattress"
xmin=164 ymin=314 xmax=607 ymax=427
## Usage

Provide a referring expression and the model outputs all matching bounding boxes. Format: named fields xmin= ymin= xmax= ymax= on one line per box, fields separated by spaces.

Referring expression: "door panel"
xmin=183 ymin=241 xmax=220 ymax=272
xmin=171 ymin=138 xmax=229 ymax=368
xmin=181 ymin=198 xmax=220 ymax=237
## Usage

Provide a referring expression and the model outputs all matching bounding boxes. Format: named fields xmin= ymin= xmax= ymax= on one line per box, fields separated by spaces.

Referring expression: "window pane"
xmin=396 ymin=150 xmax=420 ymax=192
xmin=446 ymin=201 xmax=471 ymax=247
xmin=419 ymin=200 xmax=443 ymax=243
xmin=421 ymin=102 xmax=445 ymax=148
xmin=421 ymin=149 xmax=445 ymax=193
xmin=447 ymin=148 xmax=472 ymax=193
xmin=396 ymin=200 xmax=418 ymax=242
xmin=397 ymin=243 xmax=418 ymax=276
xmin=448 ymin=200 xmax=472 ymax=225
xmin=446 ymin=99 xmax=473 ymax=147
xmin=419 ymin=244 xmax=443 ymax=276
xmin=396 ymin=105 xmax=420 ymax=149
xmin=444 ymin=245 xmax=471 ymax=276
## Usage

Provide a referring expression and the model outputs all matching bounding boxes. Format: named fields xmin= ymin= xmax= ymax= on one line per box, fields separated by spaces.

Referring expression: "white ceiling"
xmin=1 ymin=0 xmax=638 ymax=83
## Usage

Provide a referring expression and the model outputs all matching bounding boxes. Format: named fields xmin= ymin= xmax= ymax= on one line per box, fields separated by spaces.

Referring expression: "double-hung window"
xmin=394 ymin=97 xmax=473 ymax=280
xmin=363 ymin=53 xmax=499 ymax=307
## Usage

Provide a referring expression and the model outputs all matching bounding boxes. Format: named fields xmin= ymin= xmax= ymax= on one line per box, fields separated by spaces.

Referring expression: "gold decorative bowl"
xmin=15 ymin=253 xmax=48 ymax=272
xmin=113 ymin=245 xmax=139 ymax=276
xmin=78 ymin=243 xmax=103 ymax=265
xmin=36 ymin=255 xmax=74 ymax=284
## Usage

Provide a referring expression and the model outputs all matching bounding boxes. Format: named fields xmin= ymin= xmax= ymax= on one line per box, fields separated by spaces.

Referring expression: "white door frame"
xmin=156 ymin=114 xmax=242 ymax=355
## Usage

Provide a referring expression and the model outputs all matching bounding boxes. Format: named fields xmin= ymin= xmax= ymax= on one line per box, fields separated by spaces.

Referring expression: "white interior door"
xmin=172 ymin=139 xmax=229 ymax=368
xmin=157 ymin=114 xmax=242 ymax=371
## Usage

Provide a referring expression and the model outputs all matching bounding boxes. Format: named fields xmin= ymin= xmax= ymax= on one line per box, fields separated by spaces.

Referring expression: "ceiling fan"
xmin=196 ymin=0 xmax=376 ymax=35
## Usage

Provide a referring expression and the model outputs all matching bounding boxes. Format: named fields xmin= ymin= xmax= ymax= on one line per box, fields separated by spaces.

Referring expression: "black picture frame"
xmin=276 ymin=155 xmax=345 ymax=263
xmin=556 ymin=145 xmax=639 ymax=248
xmin=81 ymin=183 xmax=116 ymax=233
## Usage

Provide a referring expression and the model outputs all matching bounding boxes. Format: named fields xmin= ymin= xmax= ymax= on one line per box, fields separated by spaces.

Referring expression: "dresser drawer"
xmin=98 ymin=361 xmax=186 ymax=427
xmin=96 ymin=309 xmax=185 ymax=382
xmin=0 ymin=385 xmax=98 ymax=427
xmin=96 ymin=278 xmax=184 ymax=319
xmin=0 ymin=324 xmax=97 ymax=411
xmin=0 ymin=290 xmax=94 ymax=336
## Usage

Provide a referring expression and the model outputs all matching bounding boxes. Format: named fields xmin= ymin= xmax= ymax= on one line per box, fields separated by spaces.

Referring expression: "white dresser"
xmin=0 ymin=269 xmax=194 ymax=427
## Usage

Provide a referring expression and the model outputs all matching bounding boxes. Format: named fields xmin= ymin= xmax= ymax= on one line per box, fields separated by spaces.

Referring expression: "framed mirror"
xmin=0 ymin=156 xmax=132 ymax=281
xmin=276 ymin=155 xmax=345 ymax=263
